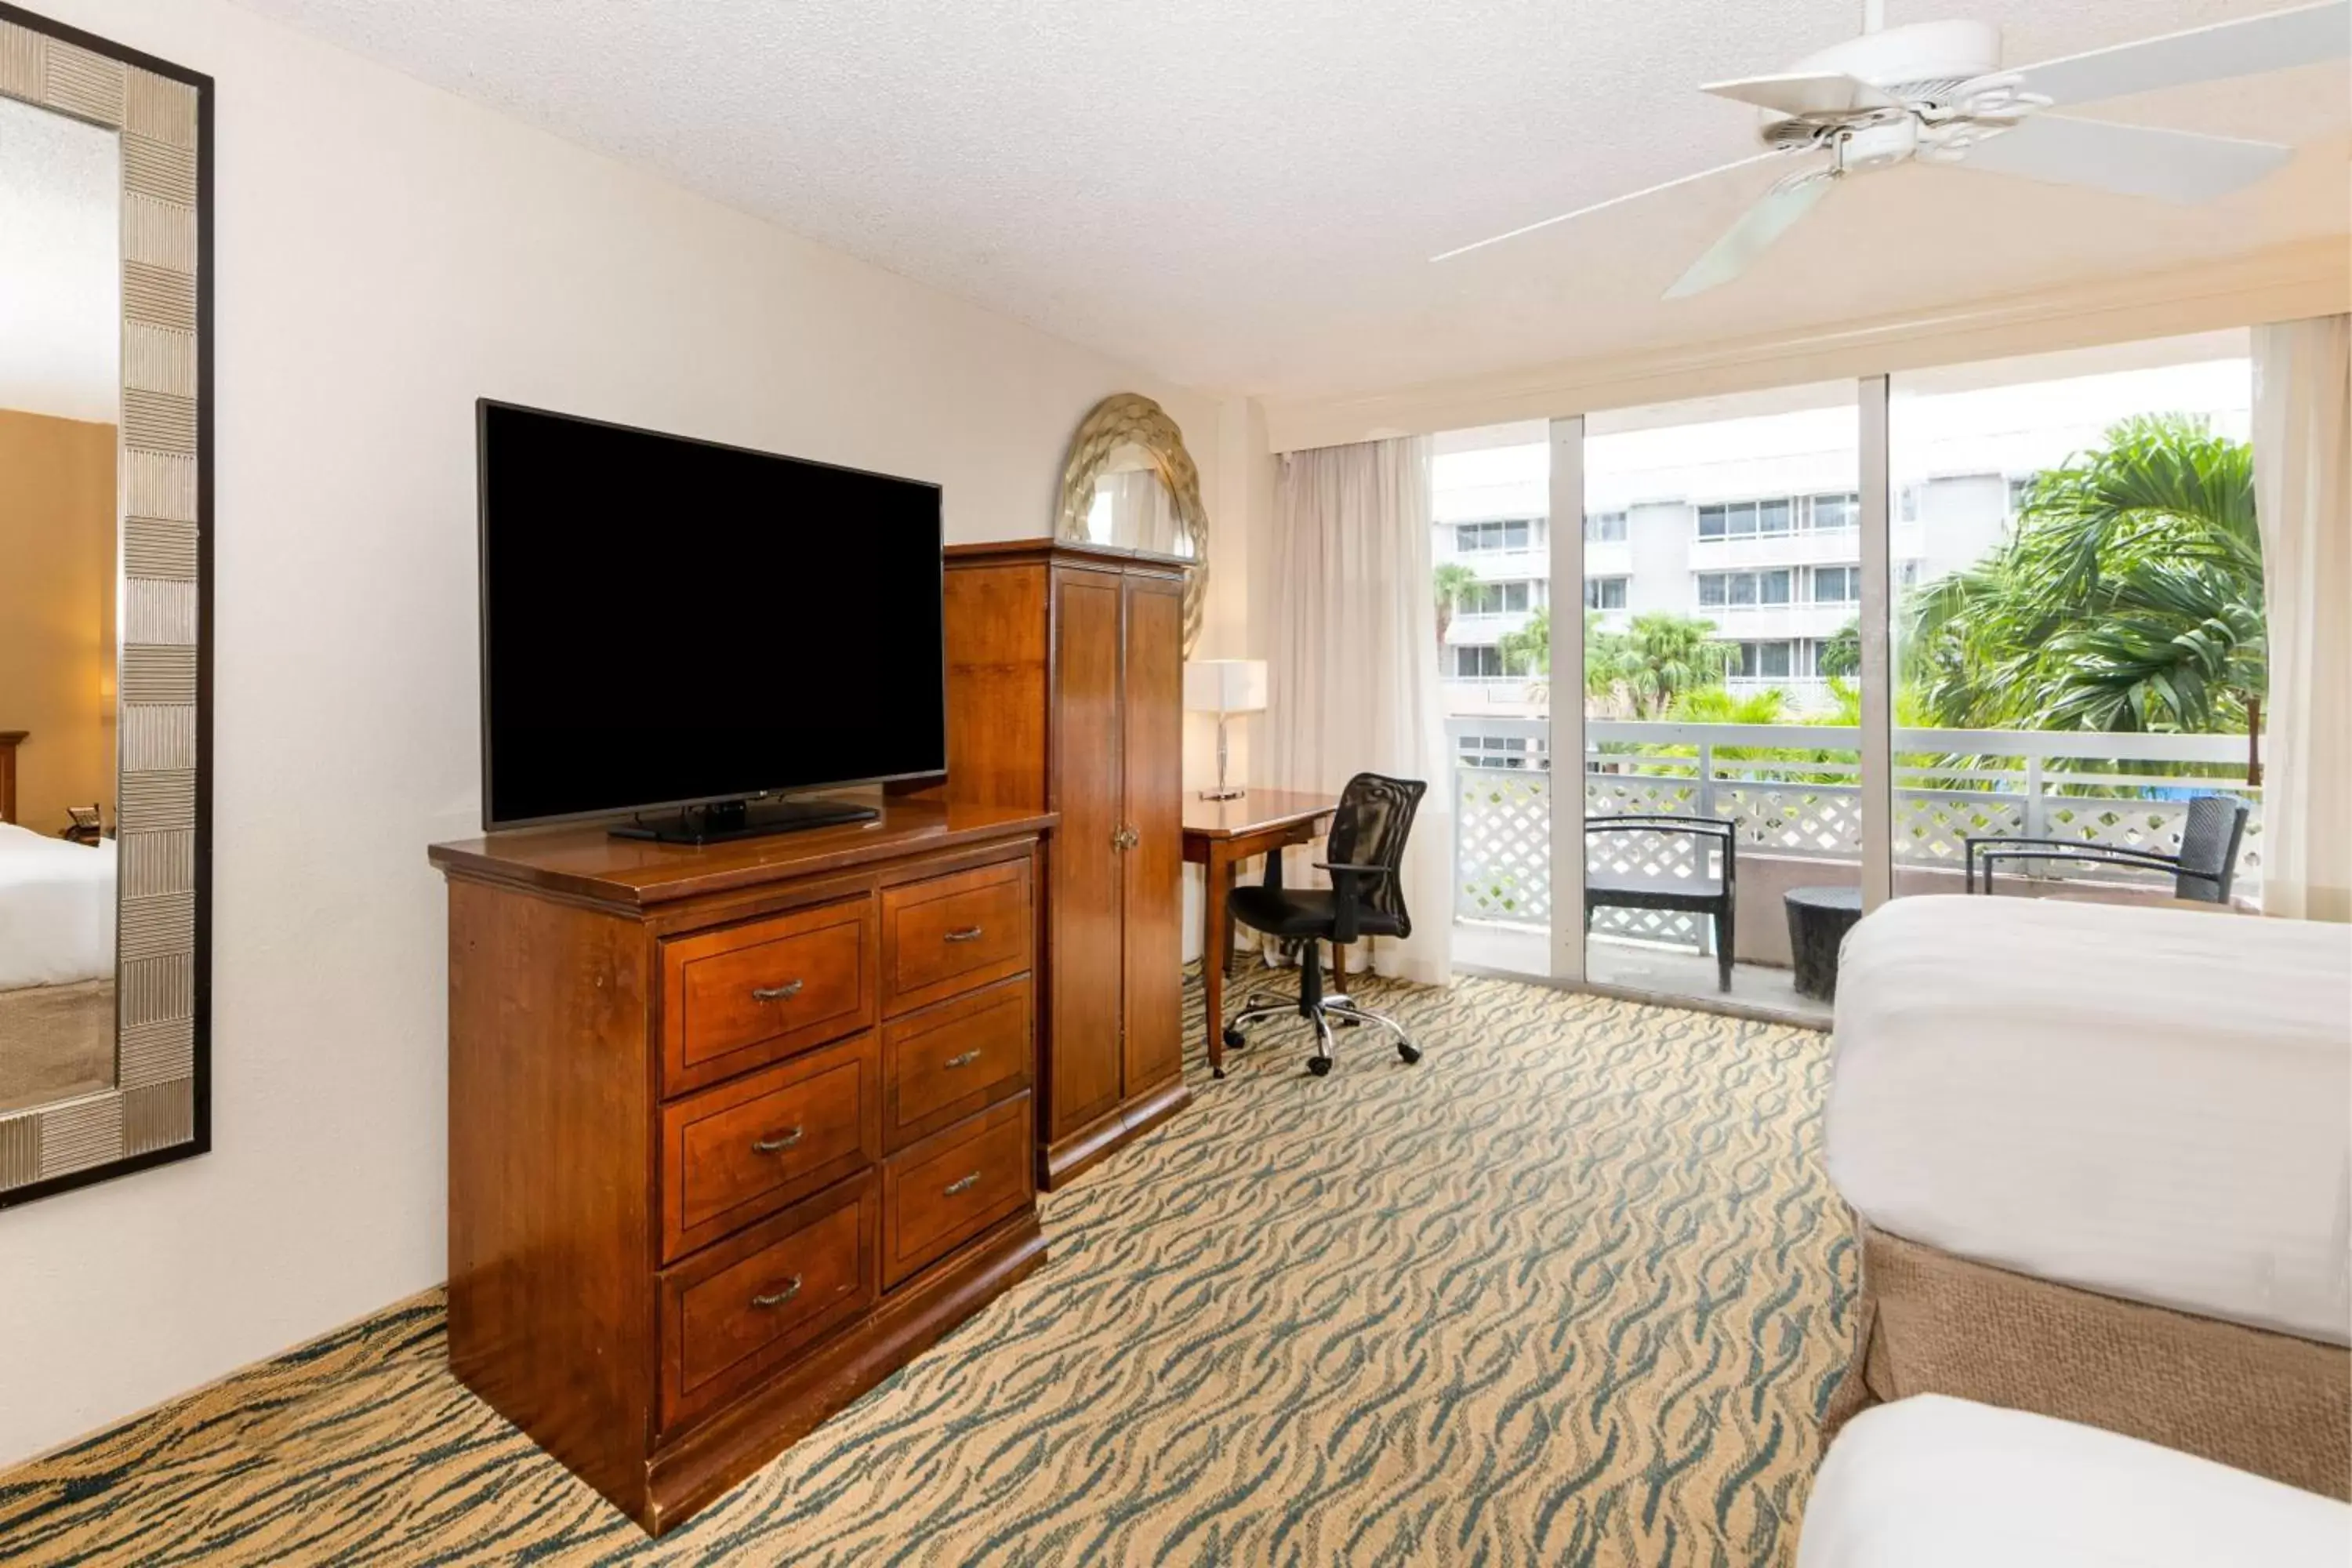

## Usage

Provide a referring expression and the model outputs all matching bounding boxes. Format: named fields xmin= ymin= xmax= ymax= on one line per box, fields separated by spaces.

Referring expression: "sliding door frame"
xmin=1548 ymin=416 xmax=1587 ymax=982
xmin=1538 ymin=384 xmax=1893 ymax=1005
xmin=1859 ymin=376 xmax=1894 ymax=910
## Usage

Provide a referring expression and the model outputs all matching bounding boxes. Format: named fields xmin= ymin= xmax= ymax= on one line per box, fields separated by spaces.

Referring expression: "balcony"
xmin=1450 ymin=717 xmax=2263 ymax=1021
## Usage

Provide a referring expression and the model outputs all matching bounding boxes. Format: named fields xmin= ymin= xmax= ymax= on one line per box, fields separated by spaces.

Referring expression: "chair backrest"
xmin=1327 ymin=772 xmax=1426 ymax=938
xmin=2173 ymin=794 xmax=2250 ymax=903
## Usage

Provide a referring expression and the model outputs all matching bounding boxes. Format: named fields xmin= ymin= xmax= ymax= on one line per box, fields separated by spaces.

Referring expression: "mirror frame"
xmin=1053 ymin=393 xmax=1209 ymax=654
xmin=0 ymin=3 xmax=211 ymax=1208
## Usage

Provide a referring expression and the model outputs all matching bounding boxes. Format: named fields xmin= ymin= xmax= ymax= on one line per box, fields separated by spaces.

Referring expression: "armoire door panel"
xmin=1047 ymin=568 xmax=1127 ymax=1135
xmin=1119 ymin=575 xmax=1185 ymax=1094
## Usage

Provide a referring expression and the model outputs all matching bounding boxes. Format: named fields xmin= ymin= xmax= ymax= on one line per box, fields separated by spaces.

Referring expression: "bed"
xmin=0 ymin=822 xmax=118 ymax=1111
xmin=1824 ymin=895 xmax=2352 ymax=1497
xmin=1800 ymin=1395 xmax=2351 ymax=1568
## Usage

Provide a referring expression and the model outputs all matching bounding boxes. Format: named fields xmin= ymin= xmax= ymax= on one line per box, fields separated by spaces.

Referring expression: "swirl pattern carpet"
xmin=0 ymin=974 xmax=1855 ymax=1566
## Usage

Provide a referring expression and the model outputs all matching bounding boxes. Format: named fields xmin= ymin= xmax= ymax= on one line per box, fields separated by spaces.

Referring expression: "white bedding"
xmin=1798 ymin=1395 xmax=2351 ymax=1567
xmin=0 ymin=822 xmax=116 ymax=990
xmin=1829 ymin=895 xmax=2352 ymax=1345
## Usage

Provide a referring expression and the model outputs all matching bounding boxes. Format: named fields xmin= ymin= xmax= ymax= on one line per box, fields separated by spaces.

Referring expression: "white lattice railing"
xmin=1454 ymin=719 xmax=2263 ymax=938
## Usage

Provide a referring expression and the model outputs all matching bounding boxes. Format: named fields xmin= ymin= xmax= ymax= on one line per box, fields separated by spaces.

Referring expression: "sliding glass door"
xmin=1570 ymin=385 xmax=1865 ymax=1022
xmin=1428 ymin=326 xmax=2265 ymax=1014
xmin=1889 ymin=333 xmax=2262 ymax=909
xmin=1435 ymin=423 xmax=1555 ymax=978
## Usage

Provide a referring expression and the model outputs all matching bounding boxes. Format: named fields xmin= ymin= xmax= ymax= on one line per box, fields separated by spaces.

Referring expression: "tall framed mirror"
xmin=0 ymin=5 xmax=210 ymax=1207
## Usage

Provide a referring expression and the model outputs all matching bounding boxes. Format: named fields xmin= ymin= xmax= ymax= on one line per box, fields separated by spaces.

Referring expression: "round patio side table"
xmin=1785 ymin=885 xmax=1864 ymax=1003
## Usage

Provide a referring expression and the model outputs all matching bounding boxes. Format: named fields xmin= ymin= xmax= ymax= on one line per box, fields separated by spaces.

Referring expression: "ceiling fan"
xmin=1434 ymin=0 xmax=2350 ymax=297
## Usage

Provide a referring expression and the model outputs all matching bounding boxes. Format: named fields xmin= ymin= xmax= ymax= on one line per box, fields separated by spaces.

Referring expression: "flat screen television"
xmin=477 ymin=400 xmax=946 ymax=840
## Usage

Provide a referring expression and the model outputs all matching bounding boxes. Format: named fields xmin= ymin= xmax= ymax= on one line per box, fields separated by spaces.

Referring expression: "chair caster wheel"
xmin=1306 ymin=1056 xmax=1333 ymax=1077
xmin=1221 ymin=1026 xmax=1246 ymax=1051
xmin=1396 ymin=1041 xmax=1422 ymax=1065
xmin=1211 ymin=1066 xmax=1225 ymax=1080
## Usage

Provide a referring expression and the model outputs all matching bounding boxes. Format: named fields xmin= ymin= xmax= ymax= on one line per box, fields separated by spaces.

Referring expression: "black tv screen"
xmin=477 ymin=401 xmax=946 ymax=829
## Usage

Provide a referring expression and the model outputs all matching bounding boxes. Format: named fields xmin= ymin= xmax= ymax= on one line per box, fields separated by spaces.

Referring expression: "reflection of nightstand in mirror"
xmin=63 ymin=805 xmax=103 ymax=846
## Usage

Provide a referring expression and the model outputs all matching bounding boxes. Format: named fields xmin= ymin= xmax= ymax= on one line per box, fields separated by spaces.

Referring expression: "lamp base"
xmin=1196 ymin=786 xmax=1246 ymax=801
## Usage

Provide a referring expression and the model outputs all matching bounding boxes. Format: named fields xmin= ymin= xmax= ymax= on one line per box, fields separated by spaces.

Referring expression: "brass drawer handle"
xmin=943 ymin=926 xmax=985 ymax=943
xmin=944 ymin=1050 xmax=982 ymax=1070
xmin=752 ymin=1125 xmax=805 ymax=1154
xmin=943 ymin=1171 xmax=981 ymax=1196
xmin=1112 ymin=824 xmax=1139 ymax=850
xmin=750 ymin=979 xmax=804 ymax=1003
xmin=751 ymin=1276 xmax=804 ymax=1309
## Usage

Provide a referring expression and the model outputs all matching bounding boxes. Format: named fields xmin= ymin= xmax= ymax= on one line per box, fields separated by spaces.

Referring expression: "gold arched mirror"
xmin=1053 ymin=394 xmax=1207 ymax=653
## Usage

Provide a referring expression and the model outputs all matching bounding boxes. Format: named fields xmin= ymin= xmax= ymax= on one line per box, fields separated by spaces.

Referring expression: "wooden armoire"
xmin=905 ymin=539 xmax=1189 ymax=1188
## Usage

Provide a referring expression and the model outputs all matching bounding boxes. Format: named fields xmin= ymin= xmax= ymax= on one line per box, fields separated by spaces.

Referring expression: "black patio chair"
xmin=1584 ymin=814 xmax=1737 ymax=992
xmin=1965 ymin=793 xmax=2250 ymax=905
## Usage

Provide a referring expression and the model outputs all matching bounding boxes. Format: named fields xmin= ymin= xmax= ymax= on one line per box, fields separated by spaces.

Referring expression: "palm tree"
xmin=1432 ymin=562 xmax=1478 ymax=655
xmin=1500 ymin=607 xmax=1737 ymax=718
xmin=1820 ymin=618 xmax=1860 ymax=680
xmin=1904 ymin=415 xmax=2263 ymax=735
xmin=1589 ymin=612 xmax=1738 ymax=719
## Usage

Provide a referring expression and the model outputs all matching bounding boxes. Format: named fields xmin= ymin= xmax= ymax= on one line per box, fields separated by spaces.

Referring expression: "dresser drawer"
xmin=661 ymin=1032 xmax=881 ymax=1262
xmin=882 ymin=978 xmax=1032 ymax=1151
xmin=662 ymin=897 xmax=875 ymax=1094
xmin=880 ymin=1094 xmax=1033 ymax=1288
xmin=880 ymin=860 xmax=1031 ymax=1015
xmin=660 ymin=1178 xmax=877 ymax=1433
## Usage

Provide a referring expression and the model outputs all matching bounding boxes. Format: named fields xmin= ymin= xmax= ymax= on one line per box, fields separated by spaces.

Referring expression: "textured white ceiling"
xmin=231 ymin=0 xmax=2350 ymax=401
xmin=0 ymin=96 xmax=118 ymax=424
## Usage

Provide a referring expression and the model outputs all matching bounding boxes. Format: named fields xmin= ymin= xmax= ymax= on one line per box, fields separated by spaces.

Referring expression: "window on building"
xmin=1460 ymin=579 xmax=1536 ymax=615
xmin=1813 ymin=565 xmax=1860 ymax=604
xmin=1697 ymin=496 xmax=1798 ymax=539
xmin=1897 ymin=484 xmax=1920 ymax=523
xmin=1808 ymin=492 xmax=1859 ymax=531
xmin=1737 ymin=641 xmax=1795 ymax=679
xmin=1897 ymin=560 xmax=1920 ymax=590
xmin=1456 ymin=518 xmax=1539 ymax=553
xmin=1456 ymin=734 xmax=1546 ymax=771
xmin=1585 ymin=510 xmax=1628 ymax=542
xmin=1584 ymin=576 xmax=1628 ymax=611
xmin=1453 ymin=644 xmax=1505 ymax=678
xmin=1697 ymin=569 xmax=1789 ymax=608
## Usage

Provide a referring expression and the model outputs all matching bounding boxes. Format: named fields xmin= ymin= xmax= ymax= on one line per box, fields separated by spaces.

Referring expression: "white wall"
xmin=0 ymin=0 xmax=1225 ymax=1468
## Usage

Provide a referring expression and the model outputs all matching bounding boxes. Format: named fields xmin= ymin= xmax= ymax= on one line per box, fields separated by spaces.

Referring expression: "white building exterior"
xmin=1434 ymin=358 xmax=2254 ymax=760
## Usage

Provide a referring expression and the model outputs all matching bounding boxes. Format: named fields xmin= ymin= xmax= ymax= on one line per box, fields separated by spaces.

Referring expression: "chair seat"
xmin=1584 ymin=866 xmax=1726 ymax=911
xmin=1229 ymin=885 xmax=1406 ymax=940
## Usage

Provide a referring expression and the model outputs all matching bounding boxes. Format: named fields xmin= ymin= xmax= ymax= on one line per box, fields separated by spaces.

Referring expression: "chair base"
xmin=1224 ymin=989 xmax=1421 ymax=1076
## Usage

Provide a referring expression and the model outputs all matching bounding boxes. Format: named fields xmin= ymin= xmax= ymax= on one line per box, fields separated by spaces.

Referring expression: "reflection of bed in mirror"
xmin=0 ymin=820 xmax=117 ymax=1112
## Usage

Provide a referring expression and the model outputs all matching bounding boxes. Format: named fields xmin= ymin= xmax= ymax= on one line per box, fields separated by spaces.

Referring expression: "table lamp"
xmin=1183 ymin=659 xmax=1267 ymax=800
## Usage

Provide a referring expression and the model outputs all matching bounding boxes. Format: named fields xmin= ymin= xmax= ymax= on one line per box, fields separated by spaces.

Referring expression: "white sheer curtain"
xmin=2252 ymin=314 xmax=2352 ymax=922
xmin=1265 ymin=436 xmax=1453 ymax=985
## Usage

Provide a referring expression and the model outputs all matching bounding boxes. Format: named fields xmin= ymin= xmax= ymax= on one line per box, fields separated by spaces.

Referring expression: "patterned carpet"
xmin=0 ymin=973 xmax=1856 ymax=1566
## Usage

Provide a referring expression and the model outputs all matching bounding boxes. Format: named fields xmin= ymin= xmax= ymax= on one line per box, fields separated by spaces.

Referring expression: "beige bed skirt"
xmin=1828 ymin=1218 xmax=2351 ymax=1499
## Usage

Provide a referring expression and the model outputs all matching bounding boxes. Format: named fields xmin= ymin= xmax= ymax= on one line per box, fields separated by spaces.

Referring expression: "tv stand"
xmin=612 ymin=796 xmax=880 ymax=845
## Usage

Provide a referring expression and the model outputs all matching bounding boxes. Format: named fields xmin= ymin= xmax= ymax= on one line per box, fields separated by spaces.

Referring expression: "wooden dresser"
xmin=904 ymin=539 xmax=1189 ymax=1189
xmin=428 ymin=801 xmax=1053 ymax=1534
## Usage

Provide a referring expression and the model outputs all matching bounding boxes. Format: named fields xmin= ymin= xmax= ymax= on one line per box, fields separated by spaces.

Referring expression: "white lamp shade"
xmin=1183 ymin=659 xmax=1268 ymax=715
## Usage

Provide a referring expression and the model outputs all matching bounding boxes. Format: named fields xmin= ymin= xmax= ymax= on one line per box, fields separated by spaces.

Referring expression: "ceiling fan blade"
xmin=1699 ymin=71 xmax=1901 ymax=118
xmin=1431 ymin=152 xmax=1784 ymax=262
xmin=2006 ymin=0 xmax=2350 ymax=108
xmin=1664 ymin=171 xmax=1835 ymax=300
xmin=1955 ymin=116 xmax=2294 ymax=204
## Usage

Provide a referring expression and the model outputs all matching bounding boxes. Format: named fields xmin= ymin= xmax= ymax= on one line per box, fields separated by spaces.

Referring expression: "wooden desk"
xmin=1182 ymin=789 xmax=1340 ymax=1078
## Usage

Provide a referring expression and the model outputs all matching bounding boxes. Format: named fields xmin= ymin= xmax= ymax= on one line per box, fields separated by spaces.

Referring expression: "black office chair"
xmin=1965 ymin=793 xmax=2250 ymax=905
xmin=1222 ymin=771 xmax=1426 ymax=1078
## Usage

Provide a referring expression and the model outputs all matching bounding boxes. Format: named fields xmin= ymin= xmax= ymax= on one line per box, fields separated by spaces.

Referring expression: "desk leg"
xmin=1204 ymin=845 xmax=1232 ymax=1078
